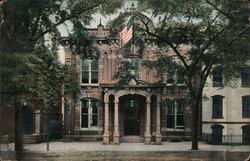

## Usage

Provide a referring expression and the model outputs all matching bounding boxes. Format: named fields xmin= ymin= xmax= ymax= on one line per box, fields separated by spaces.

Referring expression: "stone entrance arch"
xmin=103 ymin=88 xmax=162 ymax=144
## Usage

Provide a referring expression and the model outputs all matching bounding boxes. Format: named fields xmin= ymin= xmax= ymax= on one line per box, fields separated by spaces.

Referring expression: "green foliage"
xmin=0 ymin=0 xmax=123 ymax=53
xmin=137 ymin=0 xmax=250 ymax=83
xmin=0 ymin=0 xmax=123 ymax=107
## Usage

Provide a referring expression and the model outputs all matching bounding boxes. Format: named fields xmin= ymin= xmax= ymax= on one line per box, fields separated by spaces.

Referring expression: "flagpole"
xmin=131 ymin=3 xmax=135 ymax=56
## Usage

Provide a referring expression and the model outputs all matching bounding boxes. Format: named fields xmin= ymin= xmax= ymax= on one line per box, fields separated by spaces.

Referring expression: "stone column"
xmin=113 ymin=97 xmax=120 ymax=144
xmin=35 ymin=110 xmax=41 ymax=134
xmin=103 ymin=101 xmax=109 ymax=144
xmin=156 ymin=98 xmax=162 ymax=144
xmin=145 ymin=97 xmax=151 ymax=144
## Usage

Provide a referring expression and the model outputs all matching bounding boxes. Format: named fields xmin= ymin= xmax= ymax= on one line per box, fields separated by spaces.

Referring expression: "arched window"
xmin=82 ymin=58 xmax=98 ymax=84
xmin=166 ymin=99 xmax=185 ymax=130
xmin=211 ymin=124 xmax=223 ymax=144
xmin=242 ymin=96 xmax=250 ymax=118
xmin=212 ymin=95 xmax=224 ymax=118
xmin=241 ymin=67 xmax=250 ymax=86
xmin=212 ymin=67 xmax=223 ymax=87
xmin=242 ymin=125 xmax=250 ymax=144
xmin=81 ymin=99 xmax=98 ymax=128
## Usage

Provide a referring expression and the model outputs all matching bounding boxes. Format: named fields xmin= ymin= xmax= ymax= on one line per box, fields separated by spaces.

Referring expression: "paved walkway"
xmin=1 ymin=141 xmax=250 ymax=152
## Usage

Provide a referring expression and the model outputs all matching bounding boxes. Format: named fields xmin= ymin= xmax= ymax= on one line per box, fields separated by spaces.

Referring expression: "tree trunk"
xmin=191 ymin=99 xmax=198 ymax=150
xmin=14 ymin=99 xmax=23 ymax=152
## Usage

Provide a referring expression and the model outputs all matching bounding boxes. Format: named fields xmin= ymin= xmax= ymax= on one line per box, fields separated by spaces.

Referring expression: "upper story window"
xmin=212 ymin=95 xmax=224 ymax=118
xmin=82 ymin=59 xmax=98 ymax=84
xmin=212 ymin=67 xmax=223 ymax=87
xmin=166 ymin=100 xmax=185 ymax=130
xmin=167 ymin=69 xmax=185 ymax=85
xmin=241 ymin=67 xmax=250 ymax=87
xmin=242 ymin=95 xmax=250 ymax=118
xmin=124 ymin=58 xmax=140 ymax=79
xmin=81 ymin=99 xmax=98 ymax=128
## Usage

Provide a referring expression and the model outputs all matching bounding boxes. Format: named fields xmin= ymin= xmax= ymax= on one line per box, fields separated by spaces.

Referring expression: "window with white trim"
xmin=166 ymin=100 xmax=185 ymax=130
xmin=242 ymin=96 xmax=250 ymax=118
xmin=82 ymin=59 xmax=98 ymax=84
xmin=81 ymin=99 xmax=98 ymax=128
xmin=212 ymin=95 xmax=223 ymax=118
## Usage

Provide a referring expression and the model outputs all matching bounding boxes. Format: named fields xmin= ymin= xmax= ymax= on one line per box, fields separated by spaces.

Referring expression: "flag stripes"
xmin=119 ymin=25 xmax=133 ymax=48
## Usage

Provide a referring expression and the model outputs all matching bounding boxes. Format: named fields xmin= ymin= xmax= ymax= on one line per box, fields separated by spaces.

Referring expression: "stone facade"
xmin=62 ymin=24 xmax=192 ymax=144
xmin=202 ymin=66 xmax=250 ymax=144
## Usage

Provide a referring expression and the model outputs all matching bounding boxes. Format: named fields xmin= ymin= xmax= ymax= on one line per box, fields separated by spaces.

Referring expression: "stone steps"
xmin=120 ymin=136 xmax=144 ymax=143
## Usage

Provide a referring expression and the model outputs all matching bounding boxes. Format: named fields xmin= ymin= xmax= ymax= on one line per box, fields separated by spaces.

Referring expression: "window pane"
xmin=176 ymin=71 xmax=184 ymax=84
xmin=212 ymin=126 xmax=223 ymax=144
xmin=81 ymin=100 xmax=88 ymax=113
xmin=81 ymin=114 xmax=88 ymax=128
xmin=167 ymin=115 xmax=174 ymax=128
xmin=81 ymin=100 xmax=89 ymax=128
xmin=167 ymin=70 xmax=174 ymax=84
xmin=82 ymin=60 xmax=89 ymax=71
xmin=177 ymin=102 xmax=184 ymax=114
xmin=241 ymin=67 xmax=250 ymax=86
xmin=213 ymin=68 xmax=223 ymax=86
xmin=177 ymin=115 xmax=184 ymax=126
xmin=91 ymin=71 xmax=98 ymax=83
xmin=242 ymin=96 xmax=250 ymax=118
xmin=92 ymin=114 xmax=98 ymax=126
xmin=242 ymin=126 xmax=250 ymax=144
xmin=91 ymin=100 xmax=98 ymax=114
xmin=82 ymin=71 xmax=89 ymax=83
xmin=91 ymin=59 xmax=98 ymax=70
xmin=91 ymin=59 xmax=98 ymax=84
xmin=167 ymin=103 xmax=174 ymax=114
xmin=213 ymin=96 xmax=223 ymax=118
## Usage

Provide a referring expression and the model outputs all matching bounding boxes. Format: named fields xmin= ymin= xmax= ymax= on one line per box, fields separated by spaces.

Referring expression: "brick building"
xmin=62 ymin=23 xmax=192 ymax=144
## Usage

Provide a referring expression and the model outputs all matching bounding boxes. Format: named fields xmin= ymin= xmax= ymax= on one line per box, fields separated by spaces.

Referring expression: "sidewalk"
xmin=1 ymin=141 xmax=250 ymax=152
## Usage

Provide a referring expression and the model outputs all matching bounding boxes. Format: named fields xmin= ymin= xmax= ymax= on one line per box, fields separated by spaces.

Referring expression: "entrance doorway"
xmin=119 ymin=94 xmax=146 ymax=136
xmin=21 ymin=106 xmax=33 ymax=134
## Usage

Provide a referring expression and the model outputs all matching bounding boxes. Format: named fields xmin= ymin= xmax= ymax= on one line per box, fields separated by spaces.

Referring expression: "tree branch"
xmin=32 ymin=0 xmax=105 ymax=42
xmin=205 ymin=0 xmax=233 ymax=21
xmin=140 ymin=19 xmax=190 ymax=72
xmin=190 ymin=24 xmax=231 ymax=75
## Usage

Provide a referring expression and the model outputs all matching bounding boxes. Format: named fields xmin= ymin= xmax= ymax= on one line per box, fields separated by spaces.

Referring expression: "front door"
xmin=124 ymin=100 xmax=140 ymax=135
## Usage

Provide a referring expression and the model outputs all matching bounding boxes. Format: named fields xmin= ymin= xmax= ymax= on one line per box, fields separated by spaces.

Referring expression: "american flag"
xmin=119 ymin=19 xmax=133 ymax=48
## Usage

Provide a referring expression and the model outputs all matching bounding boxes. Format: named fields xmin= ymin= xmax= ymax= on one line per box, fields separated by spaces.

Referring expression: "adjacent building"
xmin=202 ymin=66 xmax=250 ymax=144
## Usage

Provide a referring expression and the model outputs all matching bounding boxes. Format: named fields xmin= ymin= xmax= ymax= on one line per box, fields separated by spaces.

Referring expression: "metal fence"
xmin=202 ymin=133 xmax=250 ymax=145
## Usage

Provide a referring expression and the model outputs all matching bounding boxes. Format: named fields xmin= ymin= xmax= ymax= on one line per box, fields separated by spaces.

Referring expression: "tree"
xmin=136 ymin=0 xmax=250 ymax=150
xmin=0 ymin=0 xmax=123 ymax=151
xmin=110 ymin=0 xmax=250 ymax=150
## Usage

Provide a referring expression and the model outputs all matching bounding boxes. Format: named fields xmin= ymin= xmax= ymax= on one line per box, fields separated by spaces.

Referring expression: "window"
xmin=242 ymin=125 xmax=250 ymax=144
xmin=124 ymin=58 xmax=140 ymax=79
xmin=176 ymin=70 xmax=185 ymax=84
xmin=212 ymin=67 xmax=223 ymax=87
xmin=167 ymin=69 xmax=185 ymax=85
xmin=82 ymin=59 xmax=98 ymax=84
xmin=211 ymin=125 xmax=223 ymax=144
xmin=81 ymin=99 xmax=98 ymax=128
xmin=167 ymin=100 xmax=184 ymax=130
xmin=167 ymin=69 xmax=174 ymax=84
xmin=242 ymin=96 xmax=250 ymax=118
xmin=212 ymin=95 xmax=223 ymax=118
xmin=241 ymin=67 xmax=250 ymax=86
